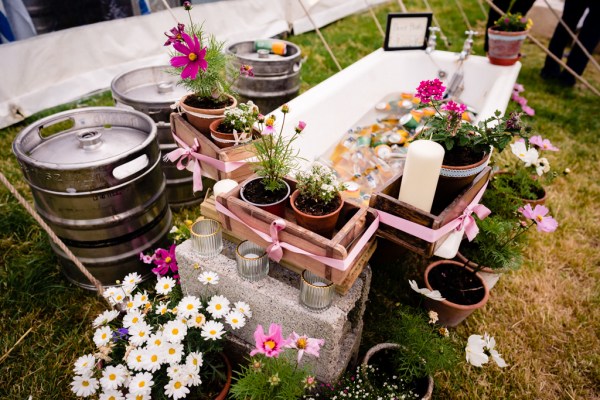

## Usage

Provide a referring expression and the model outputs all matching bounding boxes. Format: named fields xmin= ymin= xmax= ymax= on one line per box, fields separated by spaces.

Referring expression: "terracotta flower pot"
xmin=179 ymin=94 xmax=237 ymax=135
xmin=423 ymin=260 xmax=490 ymax=327
xmin=487 ymin=27 xmax=529 ymax=66
xmin=434 ymin=151 xmax=490 ymax=210
xmin=214 ymin=352 xmax=233 ymax=400
xmin=362 ymin=343 xmax=434 ymax=400
xmin=289 ymin=190 xmax=343 ymax=238
xmin=492 ymin=170 xmax=547 ymax=206
xmin=209 ymin=118 xmax=254 ymax=149
xmin=455 ymin=251 xmax=501 ymax=290
xmin=239 ymin=177 xmax=291 ymax=218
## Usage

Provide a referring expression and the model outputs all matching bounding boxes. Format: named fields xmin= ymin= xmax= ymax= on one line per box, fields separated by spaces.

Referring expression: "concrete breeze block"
xmin=176 ymin=239 xmax=372 ymax=383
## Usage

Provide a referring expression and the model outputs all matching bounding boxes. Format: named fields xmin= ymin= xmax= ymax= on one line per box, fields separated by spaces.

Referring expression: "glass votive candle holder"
xmin=191 ymin=218 xmax=223 ymax=257
xmin=235 ymin=241 xmax=269 ymax=281
xmin=299 ymin=270 xmax=334 ymax=312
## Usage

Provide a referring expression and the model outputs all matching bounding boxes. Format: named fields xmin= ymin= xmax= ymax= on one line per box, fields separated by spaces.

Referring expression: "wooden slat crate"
xmin=170 ymin=113 xmax=255 ymax=182
xmin=213 ymin=177 xmax=378 ymax=288
xmin=370 ymin=167 xmax=492 ymax=257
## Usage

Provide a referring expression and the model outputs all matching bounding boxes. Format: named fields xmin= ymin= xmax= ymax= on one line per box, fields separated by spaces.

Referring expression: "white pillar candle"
xmin=213 ymin=179 xmax=238 ymax=197
xmin=398 ymin=140 xmax=445 ymax=213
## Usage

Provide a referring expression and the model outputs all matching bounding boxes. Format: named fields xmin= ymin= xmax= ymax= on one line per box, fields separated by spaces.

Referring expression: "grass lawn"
xmin=1 ymin=1 xmax=599 ymax=399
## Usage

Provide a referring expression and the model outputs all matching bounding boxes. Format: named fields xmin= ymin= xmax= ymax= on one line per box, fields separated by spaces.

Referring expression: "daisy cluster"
xmin=71 ymin=271 xmax=251 ymax=399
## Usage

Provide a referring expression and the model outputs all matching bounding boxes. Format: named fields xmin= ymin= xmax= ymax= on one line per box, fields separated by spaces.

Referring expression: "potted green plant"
xmin=487 ymin=12 xmax=533 ymax=66
xmin=412 ymin=79 xmax=529 ymax=202
xmin=70 ymin=267 xmax=250 ymax=399
xmin=209 ymin=101 xmax=260 ymax=149
xmin=230 ymin=323 xmax=323 ymax=400
xmin=289 ymin=163 xmax=346 ymax=238
xmin=239 ymin=105 xmax=306 ymax=218
xmin=165 ymin=2 xmax=249 ymax=134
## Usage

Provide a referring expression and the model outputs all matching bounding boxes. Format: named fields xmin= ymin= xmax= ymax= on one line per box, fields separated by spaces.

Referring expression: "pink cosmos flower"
xmin=164 ymin=23 xmax=185 ymax=46
xmin=518 ymin=204 xmax=558 ymax=232
xmin=530 ymin=135 xmax=559 ymax=151
xmin=513 ymin=83 xmax=525 ymax=93
xmin=522 ymin=105 xmax=535 ymax=116
xmin=261 ymin=116 xmax=276 ymax=135
xmin=414 ymin=79 xmax=445 ymax=104
xmin=139 ymin=252 xmax=154 ymax=264
xmin=250 ymin=324 xmax=289 ymax=358
xmin=442 ymin=100 xmax=467 ymax=115
xmin=295 ymin=121 xmax=306 ymax=134
xmin=240 ymin=64 xmax=254 ymax=77
xmin=285 ymin=332 xmax=324 ymax=363
xmin=152 ymin=244 xmax=179 ymax=278
xmin=170 ymin=32 xmax=208 ymax=80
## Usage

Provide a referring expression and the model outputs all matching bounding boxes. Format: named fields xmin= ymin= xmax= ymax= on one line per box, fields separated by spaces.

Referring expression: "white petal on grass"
xmin=408 ymin=280 xmax=446 ymax=301
xmin=465 ymin=334 xmax=489 ymax=367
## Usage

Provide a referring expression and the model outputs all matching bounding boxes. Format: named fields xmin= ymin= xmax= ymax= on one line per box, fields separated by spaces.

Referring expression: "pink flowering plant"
xmin=512 ymin=83 xmax=535 ymax=116
xmin=413 ymin=79 xmax=529 ymax=161
xmin=492 ymin=12 xmax=533 ymax=32
xmin=230 ymin=323 xmax=324 ymax=399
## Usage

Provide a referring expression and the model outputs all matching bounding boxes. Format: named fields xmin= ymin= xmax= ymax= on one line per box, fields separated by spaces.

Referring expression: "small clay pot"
xmin=214 ymin=352 xmax=232 ymax=400
xmin=239 ymin=177 xmax=291 ymax=218
xmin=455 ymin=251 xmax=501 ymax=290
xmin=209 ymin=118 xmax=253 ymax=149
xmin=487 ymin=27 xmax=529 ymax=66
xmin=289 ymin=190 xmax=343 ymax=238
xmin=179 ymin=94 xmax=237 ymax=135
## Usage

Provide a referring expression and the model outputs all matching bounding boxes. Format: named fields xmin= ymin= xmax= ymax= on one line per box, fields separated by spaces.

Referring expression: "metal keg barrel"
xmin=228 ymin=40 xmax=302 ymax=114
xmin=111 ymin=65 xmax=203 ymax=209
xmin=12 ymin=107 xmax=173 ymax=290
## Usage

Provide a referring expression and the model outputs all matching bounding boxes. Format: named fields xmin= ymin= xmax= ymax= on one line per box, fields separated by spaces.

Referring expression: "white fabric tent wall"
xmin=0 ymin=0 xmax=392 ymax=128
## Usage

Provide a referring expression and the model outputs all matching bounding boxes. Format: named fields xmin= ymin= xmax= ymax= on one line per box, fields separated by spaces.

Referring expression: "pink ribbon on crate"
xmin=165 ymin=131 xmax=251 ymax=192
xmin=376 ymin=181 xmax=490 ymax=243
xmin=215 ymin=201 xmax=379 ymax=271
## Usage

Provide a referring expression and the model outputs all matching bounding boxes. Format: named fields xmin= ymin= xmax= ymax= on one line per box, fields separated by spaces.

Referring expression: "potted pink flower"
xmin=488 ymin=13 xmax=533 ymax=66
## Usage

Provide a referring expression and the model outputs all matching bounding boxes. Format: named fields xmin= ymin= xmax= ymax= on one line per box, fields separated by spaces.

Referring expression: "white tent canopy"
xmin=0 ymin=0 xmax=388 ymax=128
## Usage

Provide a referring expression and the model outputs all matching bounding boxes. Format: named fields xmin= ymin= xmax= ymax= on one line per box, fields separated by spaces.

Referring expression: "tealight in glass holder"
xmin=299 ymin=270 xmax=334 ymax=312
xmin=235 ymin=241 xmax=269 ymax=281
xmin=191 ymin=218 xmax=223 ymax=257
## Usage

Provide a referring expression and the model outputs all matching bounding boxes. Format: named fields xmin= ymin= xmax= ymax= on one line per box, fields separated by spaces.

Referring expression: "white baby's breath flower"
xmin=92 ymin=310 xmax=120 ymax=328
xmin=123 ymin=311 xmax=145 ymax=328
xmin=128 ymin=322 xmax=152 ymax=346
xmin=163 ymin=342 xmax=184 ymax=365
xmin=100 ymin=364 xmax=127 ymax=390
xmin=225 ymin=310 xmax=246 ymax=330
xmin=187 ymin=312 xmax=206 ymax=328
xmin=163 ymin=320 xmax=188 ymax=343
xmin=233 ymin=301 xmax=252 ymax=318
xmin=408 ymin=280 xmax=446 ymax=301
xmin=206 ymin=295 xmax=230 ymax=318
xmin=164 ymin=377 xmax=190 ymax=400
xmin=155 ymin=276 xmax=177 ymax=295
xmin=177 ymin=296 xmax=201 ymax=318
xmin=201 ymin=320 xmax=225 ymax=341
xmin=71 ymin=375 xmax=99 ymax=397
xmin=128 ymin=372 xmax=154 ymax=395
xmin=465 ymin=334 xmax=488 ymax=367
xmin=73 ymin=354 xmax=96 ymax=376
xmin=93 ymin=326 xmax=112 ymax=348
xmin=198 ymin=271 xmax=219 ymax=285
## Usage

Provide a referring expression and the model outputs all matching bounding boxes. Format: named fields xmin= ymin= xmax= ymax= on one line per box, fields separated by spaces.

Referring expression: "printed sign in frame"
xmin=384 ymin=12 xmax=433 ymax=51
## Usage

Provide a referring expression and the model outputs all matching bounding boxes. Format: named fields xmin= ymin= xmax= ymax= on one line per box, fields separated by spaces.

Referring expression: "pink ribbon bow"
xmin=457 ymin=203 xmax=491 ymax=241
xmin=164 ymin=137 xmax=204 ymax=192
xmin=265 ymin=219 xmax=286 ymax=262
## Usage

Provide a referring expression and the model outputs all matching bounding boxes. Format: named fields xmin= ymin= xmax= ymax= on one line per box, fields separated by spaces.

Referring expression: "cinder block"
xmin=176 ymin=239 xmax=372 ymax=383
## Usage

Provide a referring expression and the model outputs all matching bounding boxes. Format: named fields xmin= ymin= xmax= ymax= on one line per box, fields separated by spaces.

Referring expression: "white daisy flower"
xmin=155 ymin=301 xmax=169 ymax=316
xmin=125 ymin=391 xmax=150 ymax=400
xmin=163 ymin=320 xmax=188 ymax=343
xmin=128 ymin=322 xmax=152 ymax=346
xmin=99 ymin=389 xmax=125 ymax=400
xmin=186 ymin=352 xmax=204 ymax=370
xmin=408 ymin=280 xmax=446 ymax=302
xmin=233 ymin=301 xmax=252 ymax=318
xmin=206 ymin=295 xmax=230 ymax=318
xmin=141 ymin=347 xmax=164 ymax=373
xmin=122 ymin=272 xmax=142 ymax=286
xmin=93 ymin=326 xmax=112 ymax=348
xmin=128 ymin=372 xmax=154 ymax=395
xmin=100 ymin=364 xmax=126 ymax=390
xmin=122 ymin=311 xmax=145 ymax=328
xmin=146 ymin=333 xmax=166 ymax=350
xmin=198 ymin=271 xmax=219 ymax=285
xmin=71 ymin=375 xmax=99 ymax=397
xmin=187 ymin=312 xmax=206 ymax=329
xmin=201 ymin=320 xmax=225 ymax=341
xmin=155 ymin=276 xmax=177 ymax=295
xmin=109 ymin=288 xmax=128 ymax=306
xmin=182 ymin=364 xmax=202 ymax=387
xmin=163 ymin=342 xmax=184 ymax=364
xmin=167 ymin=364 xmax=185 ymax=380
xmin=102 ymin=287 xmax=116 ymax=300
xmin=73 ymin=354 xmax=96 ymax=376
xmin=123 ymin=298 xmax=139 ymax=313
xmin=126 ymin=348 xmax=146 ymax=371
xmin=225 ymin=310 xmax=246 ymax=330
xmin=177 ymin=296 xmax=201 ymax=318
xmin=133 ymin=291 xmax=150 ymax=309
xmin=92 ymin=310 xmax=120 ymax=328
xmin=164 ymin=377 xmax=190 ymax=400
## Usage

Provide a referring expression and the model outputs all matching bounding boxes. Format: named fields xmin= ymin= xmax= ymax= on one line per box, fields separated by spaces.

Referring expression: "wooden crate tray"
xmin=170 ymin=113 xmax=255 ymax=182
xmin=213 ymin=177 xmax=378 ymax=287
xmin=370 ymin=166 xmax=492 ymax=257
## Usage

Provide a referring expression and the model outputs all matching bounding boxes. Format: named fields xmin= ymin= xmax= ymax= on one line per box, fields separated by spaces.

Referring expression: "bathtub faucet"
xmin=425 ymin=27 xmax=440 ymax=54
xmin=458 ymin=30 xmax=478 ymax=61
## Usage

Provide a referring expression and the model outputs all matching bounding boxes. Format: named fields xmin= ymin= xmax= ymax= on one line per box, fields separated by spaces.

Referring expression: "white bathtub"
xmin=271 ymin=48 xmax=521 ymax=167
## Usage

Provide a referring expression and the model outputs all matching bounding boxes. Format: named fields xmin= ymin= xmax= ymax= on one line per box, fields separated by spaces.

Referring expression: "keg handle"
xmin=112 ymin=154 xmax=149 ymax=180
xmin=293 ymin=56 xmax=307 ymax=73
xmin=38 ymin=116 xmax=76 ymax=139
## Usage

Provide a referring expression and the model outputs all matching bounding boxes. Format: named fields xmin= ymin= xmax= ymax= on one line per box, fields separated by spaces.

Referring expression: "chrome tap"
xmin=458 ymin=30 xmax=478 ymax=61
xmin=425 ymin=27 xmax=440 ymax=54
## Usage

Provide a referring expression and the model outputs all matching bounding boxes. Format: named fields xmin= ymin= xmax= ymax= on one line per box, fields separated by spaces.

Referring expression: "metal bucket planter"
xmin=13 ymin=107 xmax=173 ymax=290
xmin=111 ymin=65 xmax=203 ymax=209
xmin=228 ymin=40 xmax=302 ymax=114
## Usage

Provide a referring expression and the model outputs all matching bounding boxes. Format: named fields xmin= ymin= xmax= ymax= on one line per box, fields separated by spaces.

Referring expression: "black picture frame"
xmin=383 ymin=12 xmax=433 ymax=51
